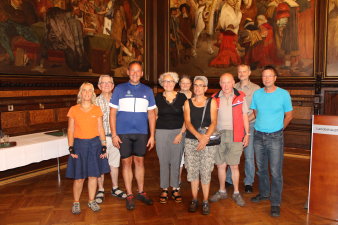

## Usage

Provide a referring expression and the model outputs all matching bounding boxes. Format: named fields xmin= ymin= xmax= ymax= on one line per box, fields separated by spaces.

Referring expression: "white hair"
xmin=98 ymin=74 xmax=114 ymax=86
xmin=158 ymin=72 xmax=179 ymax=86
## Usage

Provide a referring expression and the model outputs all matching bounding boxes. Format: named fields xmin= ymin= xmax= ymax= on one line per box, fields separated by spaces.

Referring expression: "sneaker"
xmin=136 ymin=192 xmax=153 ymax=205
xmin=244 ymin=185 xmax=253 ymax=193
xmin=88 ymin=200 xmax=101 ymax=212
xmin=72 ymin=202 xmax=81 ymax=214
xmin=232 ymin=193 xmax=245 ymax=206
xmin=271 ymin=206 xmax=280 ymax=217
xmin=202 ymin=201 xmax=210 ymax=215
xmin=126 ymin=194 xmax=135 ymax=210
xmin=188 ymin=200 xmax=199 ymax=212
xmin=209 ymin=191 xmax=228 ymax=202
xmin=251 ymin=194 xmax=269 ymax=203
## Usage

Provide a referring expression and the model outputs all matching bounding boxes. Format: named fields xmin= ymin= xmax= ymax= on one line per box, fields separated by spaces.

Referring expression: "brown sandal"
xmin=172 ymin=189 xmax=182 ymax=203
xmin=160 ymin=190 xmax=168 ymax=204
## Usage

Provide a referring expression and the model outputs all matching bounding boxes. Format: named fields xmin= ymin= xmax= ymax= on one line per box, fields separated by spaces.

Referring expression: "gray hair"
xmin=158 ymin=72 xmax=179 ymax=86
xmin=77 ymin=82 xmax=96 ymax=104
xmin=98 ymin=74 xmax=114 ymax=86
xmin=237 ymin=64 xmax=251 ymax=71
xmin=194 ymin=76 xmax=208 ymax=87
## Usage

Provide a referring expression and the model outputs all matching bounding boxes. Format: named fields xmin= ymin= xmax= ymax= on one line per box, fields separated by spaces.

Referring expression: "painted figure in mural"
xmin=78 ymin=0 xmax=100 ymax=34
xmin=178 ymin=3 xmax=194 ymax=63
xmin=169 ymin=7 xmax=181 ymax=67
xmin=239 ymin=0 xmax=257 ymax=29
xmin=45 ymin=7 xmax=90 ymax=71
xmin=266 ymin=0 xmax=300 ymax=69
xmin=189 ymin=0 xmax=221 ymax=57
xmin=127 ymin=18 xmax=144 ymax=61
xmin=238 ymin=18 xmax=260 ymax=68
xmin=0 ymin=0 xmax=39 ymax=64
xmin=244 ymin=15 xmax=282 ymax=68
xmin=208 ymin=0 xmax=257 ymax=68
xmin=102 ymin=0 xmax=116 ymax=35
xmin=209 ymin=26 xmax=241 ymax=68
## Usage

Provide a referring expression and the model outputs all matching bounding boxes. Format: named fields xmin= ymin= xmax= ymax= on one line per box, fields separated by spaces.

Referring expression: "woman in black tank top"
xmin=183 ymin=76 xmax=218 ymax=215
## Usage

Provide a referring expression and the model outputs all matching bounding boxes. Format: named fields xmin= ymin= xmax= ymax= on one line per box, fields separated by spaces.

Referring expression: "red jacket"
xmin=212 ymin=88 xmax=246 ymax=142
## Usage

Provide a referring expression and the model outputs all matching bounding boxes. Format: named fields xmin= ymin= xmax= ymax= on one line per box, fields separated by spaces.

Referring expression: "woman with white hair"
xmin=184 ymin=76 xmax=217 ymax=215
xmin=155 ymin=72 xmax=187 ymax=204
xmin=66 ymin=82 xmax=110 ymax=214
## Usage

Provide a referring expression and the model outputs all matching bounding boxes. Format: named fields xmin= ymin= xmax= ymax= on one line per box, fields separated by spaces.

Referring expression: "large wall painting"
xmin=168 ymin=0 xmax=315 ymax=78
xmin=326 ymin=0 xmax=338 ymax=77
xmin=0 ymin=0 xmax=145 ymax=77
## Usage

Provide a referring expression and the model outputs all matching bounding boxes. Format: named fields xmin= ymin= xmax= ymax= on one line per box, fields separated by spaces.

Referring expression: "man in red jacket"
xmin=209 ymin=73 xmax=249 ymax=207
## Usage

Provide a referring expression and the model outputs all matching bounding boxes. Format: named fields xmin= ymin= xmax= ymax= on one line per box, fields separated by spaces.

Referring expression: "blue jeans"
xmin=254 ymin=129 xmax=284 ymax=206
xmin=226 ymin=123 xmax=255 ymax=185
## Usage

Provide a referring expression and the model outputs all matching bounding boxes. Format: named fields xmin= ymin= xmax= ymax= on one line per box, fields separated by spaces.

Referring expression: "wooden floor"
xmin=0 ymin=149 xmax=335 ymax=225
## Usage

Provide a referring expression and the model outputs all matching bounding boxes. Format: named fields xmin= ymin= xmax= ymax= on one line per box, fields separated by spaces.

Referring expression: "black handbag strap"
xmin=199 ymin=98 xmax=210 ymax=129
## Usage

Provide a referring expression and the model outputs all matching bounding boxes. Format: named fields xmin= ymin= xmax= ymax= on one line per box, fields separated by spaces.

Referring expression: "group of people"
xmin=65 ymin=60 xmax=293 ymax=218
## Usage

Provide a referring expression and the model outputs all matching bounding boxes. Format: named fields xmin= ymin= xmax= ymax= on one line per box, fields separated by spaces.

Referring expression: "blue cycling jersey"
xmin=109 ymin=82 xmax=156 ymax=134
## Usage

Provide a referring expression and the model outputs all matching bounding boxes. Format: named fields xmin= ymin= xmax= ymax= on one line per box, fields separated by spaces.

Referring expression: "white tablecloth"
xmin=0 ymin=132 xmax=69 ymax=171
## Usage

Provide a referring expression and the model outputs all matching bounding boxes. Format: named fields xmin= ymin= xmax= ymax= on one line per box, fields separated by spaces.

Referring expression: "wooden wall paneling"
xmin=1 ymin=111 xmax=26 ymax=129
xmin=56 ymin=108 xmax=69 ymax=122
xmin=324 ymin=91 xmax=338 ymax=115
xmin=29 ymin=109 xmax=55 ymax=125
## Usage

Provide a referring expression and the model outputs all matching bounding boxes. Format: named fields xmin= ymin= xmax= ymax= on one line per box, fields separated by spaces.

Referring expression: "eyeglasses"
xmin=162 ymin=80 xmax=175 ymax=84
xmin=193 ymin=84 xmax=206 ymax=88
xmin=100 ymin=81 xmax=113 ymax=85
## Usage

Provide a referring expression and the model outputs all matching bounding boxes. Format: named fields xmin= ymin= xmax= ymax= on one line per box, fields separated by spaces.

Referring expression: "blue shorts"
xmin=66 ymin=136 xmax=110 ymax=179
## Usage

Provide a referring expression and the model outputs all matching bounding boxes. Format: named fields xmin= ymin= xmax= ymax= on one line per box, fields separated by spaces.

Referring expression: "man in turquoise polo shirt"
xmin=250 ymin=65 xmax=293 ymax=217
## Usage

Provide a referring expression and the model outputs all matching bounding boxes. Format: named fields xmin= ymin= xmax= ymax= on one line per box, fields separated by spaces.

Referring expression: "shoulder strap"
xmin=200 ymin=98 xmax=210 ymax=128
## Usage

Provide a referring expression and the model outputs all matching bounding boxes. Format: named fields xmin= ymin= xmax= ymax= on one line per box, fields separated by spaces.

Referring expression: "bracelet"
xmin=246 ymin=133 xmax=251 ymax=136
xmin=112 ymin=135 xmax=118 ymax=139
xmin=101 ymin=140 xmax=107 ymax=144
xmin=68 ymin=146 xmax=74 ymax=154
xmin=101 ymin=145 xmax=107 ymax=154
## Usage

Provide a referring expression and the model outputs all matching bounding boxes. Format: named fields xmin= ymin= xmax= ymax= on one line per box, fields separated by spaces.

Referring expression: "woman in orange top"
xmin=66 ymin=82 xmax=110 ymax=214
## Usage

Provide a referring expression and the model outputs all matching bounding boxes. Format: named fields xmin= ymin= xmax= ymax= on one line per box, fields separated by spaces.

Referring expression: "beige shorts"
xmin=106 ymin=136 xmax=120 ymax=167
xmin=214 ymin=130 xmax=243 ymax=166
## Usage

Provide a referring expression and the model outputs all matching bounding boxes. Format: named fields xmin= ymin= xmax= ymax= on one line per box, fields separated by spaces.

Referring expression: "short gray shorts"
xmin=184 ymin=138 xmax=216 ymax=184
xmin=214 ymin=130 xmax=243 ymax=166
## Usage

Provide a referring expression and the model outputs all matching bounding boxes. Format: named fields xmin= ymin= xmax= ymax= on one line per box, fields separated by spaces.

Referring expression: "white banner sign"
xmin=313 ymin=124 xmax=338 ymax=136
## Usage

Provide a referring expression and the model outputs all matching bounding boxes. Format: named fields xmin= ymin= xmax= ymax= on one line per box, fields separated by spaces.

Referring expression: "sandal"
xmin=172 ymin=189 xmax=182 ymax=203
xmin=160 ymin=190 xmax=168 ymax=204
xmin=95 ymin=191 xmax=104 ymax=204
xmin=111 ymin=187 xmax=127 ymax=199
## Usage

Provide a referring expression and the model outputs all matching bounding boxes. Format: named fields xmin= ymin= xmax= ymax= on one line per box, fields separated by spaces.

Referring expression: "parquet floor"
xmin=0 ymin=149 xmax=335 ymax=225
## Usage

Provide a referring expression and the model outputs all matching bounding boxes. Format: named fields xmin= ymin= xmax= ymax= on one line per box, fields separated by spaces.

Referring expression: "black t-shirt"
xmin=186 ymin=98 xmax=212 ymax=139
xmin=155 ymin=92 xmax=187 ymax=129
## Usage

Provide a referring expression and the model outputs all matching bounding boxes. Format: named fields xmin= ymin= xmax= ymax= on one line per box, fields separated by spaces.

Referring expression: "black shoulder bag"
xmin=197 ymin=99 xmax=221 ymax=146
